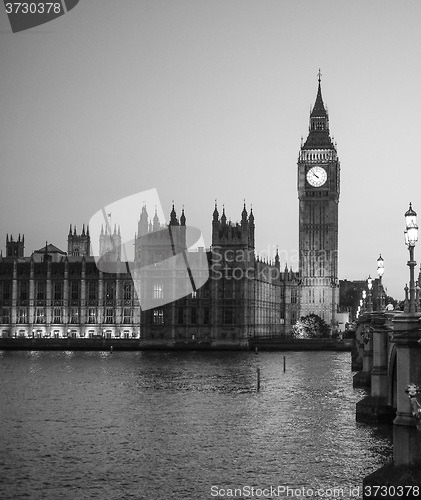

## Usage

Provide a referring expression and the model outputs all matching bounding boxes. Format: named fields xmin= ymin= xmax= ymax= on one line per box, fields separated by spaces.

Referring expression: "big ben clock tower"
xmin=297 ymin=72 xmax=340 ymax=327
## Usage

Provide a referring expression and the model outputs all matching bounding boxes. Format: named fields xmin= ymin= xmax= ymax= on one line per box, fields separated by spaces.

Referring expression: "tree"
xmin=292 ymin=314 xmax=331 ymax=339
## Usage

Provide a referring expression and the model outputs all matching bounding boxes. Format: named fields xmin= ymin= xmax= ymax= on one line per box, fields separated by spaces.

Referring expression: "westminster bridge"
xmin=352 ymin=308 xmax=421 ymax=497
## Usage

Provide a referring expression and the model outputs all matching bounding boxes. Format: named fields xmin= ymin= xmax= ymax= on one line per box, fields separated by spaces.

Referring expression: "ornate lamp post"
xmin=367 ymin=275 xmax=373 ymax=312
xmin=362 ymin=205 xmax=421 ymax=488
xmin=404 ymin=203 xmax=418 ymax=314
xmin=377 ymin=255 xmax=385 ymax=310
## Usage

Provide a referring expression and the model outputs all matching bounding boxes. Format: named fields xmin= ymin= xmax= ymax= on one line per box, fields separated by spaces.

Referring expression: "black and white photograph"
xmin=1 ymin=1 xmax=421 ymax=498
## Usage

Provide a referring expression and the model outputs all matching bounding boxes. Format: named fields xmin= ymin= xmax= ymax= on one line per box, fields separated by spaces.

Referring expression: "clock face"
xmin=306 ymin=166 xmax=327 ymax=187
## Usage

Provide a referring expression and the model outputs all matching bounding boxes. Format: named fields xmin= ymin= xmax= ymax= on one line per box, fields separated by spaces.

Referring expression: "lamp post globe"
xmin=376 ymin=255 xmax=385 ymax=310
xmin=367 ymin=275 xmax=373 ymax=312
xmin=404 ymin=203 xmax=418 ymax=314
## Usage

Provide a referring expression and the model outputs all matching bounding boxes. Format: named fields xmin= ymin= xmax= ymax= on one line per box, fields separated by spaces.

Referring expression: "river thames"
xmin=0 ymin=350 xmax=392 ymax=499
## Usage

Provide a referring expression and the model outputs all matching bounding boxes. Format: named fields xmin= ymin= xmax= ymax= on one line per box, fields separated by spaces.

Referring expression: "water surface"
xmin=0 ymin=350 xmax=392 ymax=499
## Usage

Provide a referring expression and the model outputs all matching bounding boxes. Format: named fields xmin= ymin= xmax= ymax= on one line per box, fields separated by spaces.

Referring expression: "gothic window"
xmin=123 ymin=308 xmax=131 ymax=324
xmin=88 ymin=281 xmax=97 ymax=301
xmin=53 ymin=308 xmax=62 ymax=323
xmin=71 ymin=281 xmax=79 ymax=301
xmin=88 ymin=308 xmax=96 ymax=324
xmin=17 ymin=308 xmax=27 ymax=324
xmin=191 ymin=308 xmax=197 ymax=324
xmin=73 ymin=248 xmax=80 ymax=256
xmin=105 ymin=308 xmax=114 ymax=324
xmin=153 ymin=308 xmax=164 ymax=324
xmin=35 ymin=308 xmax=45 ymax=324
xmin=153 ymin=284 xmax=163 ymax=299
xmin=36 ymin=282 xmax=45 ymax=301
xmin=54 ymin=282 xmax=63 ymax=301
xmin=178 ymin=308 xmax=184 ymax=324
xmin=123 ymin=282 xmax=132 ymax=301
xmin=19 ymin=282 xmax=28 ymax=301
xmin=2 ymin=307 xmax=10 ymax=323
xmin=204 ymin=308 xmax=210 ymax=324
xmin=0 ymin=281 xmax=11 ymax=301
xmin=105 ymin=281 xmax=115 ymax=301
xmin=70 ymin=308 xmax=79 ymax=324
xmin=291 ymin=288 xmax=297 ymax=304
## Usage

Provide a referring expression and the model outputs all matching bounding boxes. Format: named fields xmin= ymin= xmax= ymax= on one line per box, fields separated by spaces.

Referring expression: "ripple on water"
xmin=0 ymin=350 xmax=391 ymax=500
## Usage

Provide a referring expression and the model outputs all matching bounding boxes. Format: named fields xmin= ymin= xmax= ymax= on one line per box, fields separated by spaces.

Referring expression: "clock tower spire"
xmin=297 ymin=73 xmax=340 ymax=330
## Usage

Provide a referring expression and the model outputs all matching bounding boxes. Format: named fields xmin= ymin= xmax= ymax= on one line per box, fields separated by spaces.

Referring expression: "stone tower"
xmin=67 ymin=224 xmax=91 ymax=257
xmin=98 ymin=224 xmax=121 ymax=261
xmin=297 ymin=73 xmax=340 ymax=327
xmin=211 ymin=203 xmax=255 ymax=338
xmin=6 ymin=234 xmax=24 ymax=258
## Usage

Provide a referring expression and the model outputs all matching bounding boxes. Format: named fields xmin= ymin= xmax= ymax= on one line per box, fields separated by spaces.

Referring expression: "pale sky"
xmin=1 ymin=0 xmax=421 ymax=299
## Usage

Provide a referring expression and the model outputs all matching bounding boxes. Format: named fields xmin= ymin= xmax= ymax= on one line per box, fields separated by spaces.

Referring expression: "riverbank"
xmin=0 ymin=337 xmax=353 ymax=351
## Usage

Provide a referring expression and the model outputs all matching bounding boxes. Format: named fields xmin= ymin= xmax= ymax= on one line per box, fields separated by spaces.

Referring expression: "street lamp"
xmin=377 ymin=255 xmax=385 ymax=310
xmin=404 ymin=203 xmax=418 ymax=314
xmin=367 ymin=275 xmax=373 ymax=312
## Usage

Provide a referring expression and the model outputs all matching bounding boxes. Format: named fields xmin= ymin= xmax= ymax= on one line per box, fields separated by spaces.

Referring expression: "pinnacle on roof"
xmin=169 ymin=203 xmax=179 ymax=226
xmin=213 ymin=200 xmax=219 ymax=221
xmin=310 ymin=69 xmax=328 ymax=118
xmin=153 ymin=207 xmax=160 ymax=230
xmin=302 ymin=70 xmax=334 ymax=150
xmin=241 ymin=201 xmax=247 ymax=221
xmin=221 ymin=206 xmax=227 ymax=224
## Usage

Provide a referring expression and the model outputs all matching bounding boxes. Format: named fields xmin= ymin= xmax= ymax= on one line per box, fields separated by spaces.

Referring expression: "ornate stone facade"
xmin=297 ymin=75 xmax=340 ymax=326
xmin=0 ymin=204 xmax=299 ymax=344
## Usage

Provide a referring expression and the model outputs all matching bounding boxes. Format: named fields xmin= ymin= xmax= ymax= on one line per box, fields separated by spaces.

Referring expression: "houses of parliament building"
xmin=0 ymin=76 xmax=340 ymax=344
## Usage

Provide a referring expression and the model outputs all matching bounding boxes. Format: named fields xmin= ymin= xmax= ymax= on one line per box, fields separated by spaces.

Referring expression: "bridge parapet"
xmin=363 ymin=311 xmax=421 ymax=497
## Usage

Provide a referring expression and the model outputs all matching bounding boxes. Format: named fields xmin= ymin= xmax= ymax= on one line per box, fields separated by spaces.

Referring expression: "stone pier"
xmin=353 ymin=313 xmax=372 ymax=388
xmin=363 ymin=313 xmax=421 ymax=498
xmin=356 ymin=312 xmax=396 ymax=424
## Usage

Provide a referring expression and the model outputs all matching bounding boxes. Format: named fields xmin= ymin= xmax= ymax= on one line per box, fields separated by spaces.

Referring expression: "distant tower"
xmin=99 ymin=224 xmax=121 ymax=261
xmin=297 ymin=71 xmax=340 ymax=326
xmin=67 ymin=224 xmax=91 ymax=257
xmin=6 ymin=234 xmax=24 ymax=258
xmin=212 ymin=202 xmax=255 ymax=253
xmin=211 ymin=202 xmax=255 ymax=338
xmin=134 ymin=204 xmax=187 ymax=266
